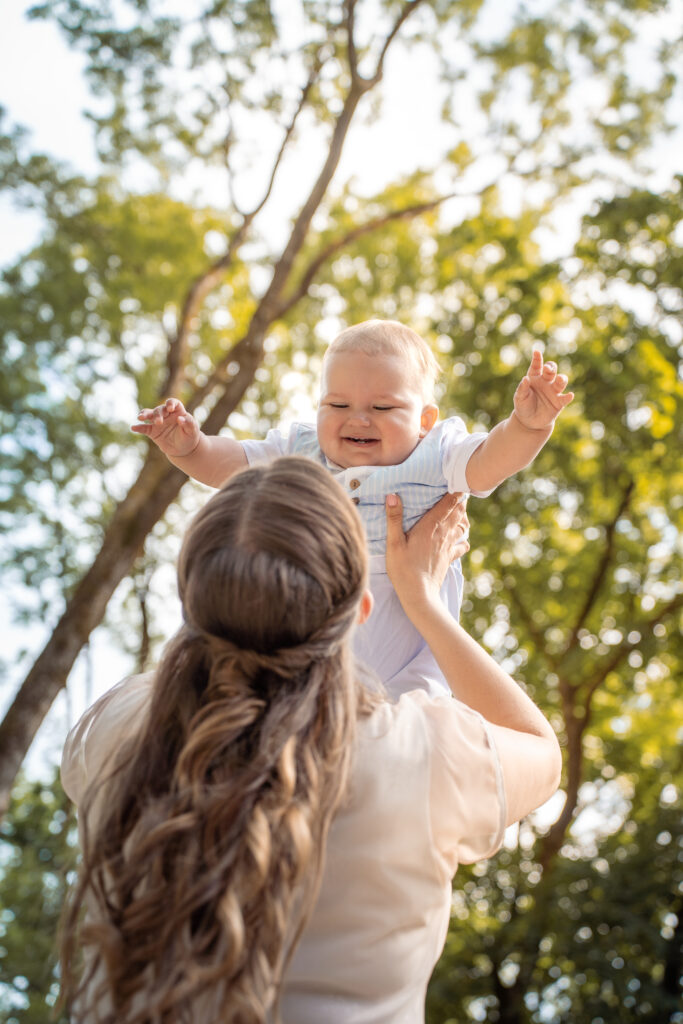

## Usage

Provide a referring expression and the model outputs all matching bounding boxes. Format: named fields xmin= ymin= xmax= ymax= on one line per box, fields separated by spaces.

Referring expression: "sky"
xmin=0 ymin=1 xmax=97 ymax=264
xmin=0 ymin=0 xmax=465 ymax=266
xmin=3 ymin=0 xmax=681 ymax=266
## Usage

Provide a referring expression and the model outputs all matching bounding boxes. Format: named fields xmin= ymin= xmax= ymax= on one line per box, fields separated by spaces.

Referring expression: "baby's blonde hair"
xmin=325 ymin=319 xmax=441 ymax=402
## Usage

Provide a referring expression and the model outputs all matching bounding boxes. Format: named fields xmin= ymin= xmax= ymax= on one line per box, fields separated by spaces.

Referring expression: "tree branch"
xmin=507 ymin=586 xmax=562 ymax=673
xmin=538 ymin=709 xmax=584 ymax=871
xmin=161 ymin=237 xmax=244 ymax=399
xmin=344 ymin=0 xmax=359 ymax=81
xmin=565 ymin=478 xmax=634 ymax=653
xmin=371 ymin=0 xmax=429 ymax=84
xmin=243 ymin=56 xmax=322 ymax=224
xmin=162 ymin=58 xmax=322 ymax=398
xmin=275 ymin=193 xmax=454 ymax=320
xmin=183 ymin=192 xmax=456 ymax=415
xmin=537 ymin=586 xmax=683 ymax=871
xmin=581 ymin=589 xmax=683 ymax=715
xmin=186 ymin=80 xmax=382 ymax=413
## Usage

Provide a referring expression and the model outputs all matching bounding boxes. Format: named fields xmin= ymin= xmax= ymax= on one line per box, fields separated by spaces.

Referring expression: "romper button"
xmin=350 ymin=478 xmax=361 ymax=490
xmin=351 ymin=496 xmax=360 ymax=505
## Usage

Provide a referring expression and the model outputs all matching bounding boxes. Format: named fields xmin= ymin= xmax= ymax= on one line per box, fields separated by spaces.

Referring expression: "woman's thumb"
xmin=385 ymin=493 xmax=404 ymax=544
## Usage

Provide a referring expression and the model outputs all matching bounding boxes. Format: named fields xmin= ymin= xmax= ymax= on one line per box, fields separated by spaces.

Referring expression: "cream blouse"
xmin=61 ymin=673 xmax=507 ymax=1024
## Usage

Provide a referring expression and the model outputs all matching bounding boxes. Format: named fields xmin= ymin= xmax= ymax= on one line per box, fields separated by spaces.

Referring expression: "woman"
xmin=60 ymin=457 xmax=561 ymax=1023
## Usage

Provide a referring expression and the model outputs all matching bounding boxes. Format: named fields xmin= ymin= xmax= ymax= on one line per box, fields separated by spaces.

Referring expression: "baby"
xmin=133 ymin=319 xmax=573 ymax=697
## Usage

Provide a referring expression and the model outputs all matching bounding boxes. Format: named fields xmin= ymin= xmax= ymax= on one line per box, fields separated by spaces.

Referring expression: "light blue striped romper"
xmin=242 ymin=418 xmax=491 ymax=698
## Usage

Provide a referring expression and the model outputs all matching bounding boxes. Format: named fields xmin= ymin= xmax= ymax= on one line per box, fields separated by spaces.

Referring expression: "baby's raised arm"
xmin=131 ymin=398 xmax=247 ymax=488
xmin=465 ymin=351 xmax=573 ymax=494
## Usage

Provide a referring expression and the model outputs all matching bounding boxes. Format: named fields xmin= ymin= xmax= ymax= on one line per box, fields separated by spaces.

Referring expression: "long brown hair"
xmin=60 ymin=457 xmax=377 ymax=1023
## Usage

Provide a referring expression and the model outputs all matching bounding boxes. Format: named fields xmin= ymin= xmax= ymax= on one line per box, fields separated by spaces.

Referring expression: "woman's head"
xmin=60 ymin=457 xmax=376 ymax=1024
xmin=178 ymin=456 xmax=368 ymax=666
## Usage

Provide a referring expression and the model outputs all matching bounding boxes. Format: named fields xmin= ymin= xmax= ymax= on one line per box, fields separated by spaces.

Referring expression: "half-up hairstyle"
xmin=60 ymin=457 xmax=377 ymax=1024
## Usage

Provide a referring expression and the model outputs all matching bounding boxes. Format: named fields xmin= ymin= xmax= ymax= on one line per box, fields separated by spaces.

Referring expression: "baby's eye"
xmin=329 ymin=402 xmax=348 ymax=409
xmin=373 ymin=405 xmax=394 ymax=411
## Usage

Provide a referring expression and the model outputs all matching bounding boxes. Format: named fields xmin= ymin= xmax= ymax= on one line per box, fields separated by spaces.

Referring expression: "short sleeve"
xmin=410 ymin=691 xmax=506 ymax=875
xmin=61 ymin=673 xmax=153 ymax=806
xmin=440 ymin=417 xmax=493 ymax=498
xmin=240 ymin=426 xmax=290 ymax=466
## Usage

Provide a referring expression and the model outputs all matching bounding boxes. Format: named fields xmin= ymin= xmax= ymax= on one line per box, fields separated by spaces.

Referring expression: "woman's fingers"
xmin=414 ymin=492 xmax=468 ymax=545
xmin=385 ymin=492 xmax=405 ymax=548
xmin=384 ymin=491 xmax=471 ymax=602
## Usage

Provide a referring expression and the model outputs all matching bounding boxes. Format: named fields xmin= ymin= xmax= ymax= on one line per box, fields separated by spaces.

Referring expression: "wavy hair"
xmin=60 ymin=457 xmax=378 ymax=1023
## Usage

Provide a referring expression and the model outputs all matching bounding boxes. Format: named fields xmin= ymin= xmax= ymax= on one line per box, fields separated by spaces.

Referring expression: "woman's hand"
xmin=385 ymin=492 xmax=470 ymax=611
xmin=385 ymin=490 xmax=561 ymax=827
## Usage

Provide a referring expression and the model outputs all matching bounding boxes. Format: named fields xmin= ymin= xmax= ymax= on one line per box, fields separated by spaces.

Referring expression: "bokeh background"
xmin=0 ymin=1 xmax=681 ymax=1021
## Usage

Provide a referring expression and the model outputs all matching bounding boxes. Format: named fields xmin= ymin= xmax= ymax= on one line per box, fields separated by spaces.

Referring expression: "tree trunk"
xmin=495 ymin=978 xmax=527 ymax=1024
xmin=0 ymin=448 xmax=185 ymax=816
xmin=0 ymin=3 xmax=427 ymax=817
xmin=0 ymin=334 xmax=270 ymax=818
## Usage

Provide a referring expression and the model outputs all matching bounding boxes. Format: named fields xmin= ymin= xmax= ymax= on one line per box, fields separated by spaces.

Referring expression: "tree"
xmin=2 ymin=176 xmax=680 ymax=1022
xmin=1 ymin=1 xmax=682 ymax=1006
xmin=0 ymin=771 xmax=76 ymax=1023
xmin=423 ymin=180 xmax=683 ymax=1021
xmin=2 ymin=0 xmax=681 ymax=816
xmin=0 ymin=0 xmax=459 ymax=812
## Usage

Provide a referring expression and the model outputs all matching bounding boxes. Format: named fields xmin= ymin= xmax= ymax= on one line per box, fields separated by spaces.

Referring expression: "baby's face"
xmin=317 ymin=349 xmax=437 ymax=469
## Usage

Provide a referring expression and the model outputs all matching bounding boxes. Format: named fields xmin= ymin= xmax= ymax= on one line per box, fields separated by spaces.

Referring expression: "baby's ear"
xmin=420 ymin=404 xmax=439 ymax=435
xmin=358 ymin=588 xmax=374 ymax=625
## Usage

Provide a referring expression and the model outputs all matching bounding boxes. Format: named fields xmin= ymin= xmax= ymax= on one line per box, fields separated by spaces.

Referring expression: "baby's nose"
xmin=347 ymin=409 xmax=371 ymax=425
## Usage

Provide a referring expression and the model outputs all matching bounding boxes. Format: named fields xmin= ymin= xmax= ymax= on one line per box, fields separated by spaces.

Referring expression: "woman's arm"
xmin=385 ymin=493 xmax=562 ymax=825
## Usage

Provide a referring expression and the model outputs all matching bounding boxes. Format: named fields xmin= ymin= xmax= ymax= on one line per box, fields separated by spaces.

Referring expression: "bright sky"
xmin=0 ymin=0 xmax=468 ymax=265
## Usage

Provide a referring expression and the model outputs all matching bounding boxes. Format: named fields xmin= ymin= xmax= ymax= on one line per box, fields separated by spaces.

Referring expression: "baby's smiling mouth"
xmin=344 ymin=436 xmax=378 ymax=444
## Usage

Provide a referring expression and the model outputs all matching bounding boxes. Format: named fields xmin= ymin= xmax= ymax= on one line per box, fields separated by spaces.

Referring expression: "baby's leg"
xmin=353 ymin=558 xmax=464 ymax=700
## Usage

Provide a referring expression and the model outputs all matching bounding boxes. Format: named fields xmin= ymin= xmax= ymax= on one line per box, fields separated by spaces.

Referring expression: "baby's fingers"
xmin=551 ymin=373 xmax=574 ymax=404
xmin=162 ymin=397 xmax=184 ymax=416
xmin=528 ymin=349 xmax=544 ymax=376
xmin=552 ymin=373 xmax=572 ymax=395
xmin=131 ymin=409 xmax=160 ymax=432
xmin=136 ymin=405 xmax=166 ymax=426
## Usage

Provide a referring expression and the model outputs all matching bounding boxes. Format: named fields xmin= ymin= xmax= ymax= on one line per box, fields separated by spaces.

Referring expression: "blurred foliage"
xmin=421 ymin=181 xmax=683 ymax=1022
xmin=426 ymin=763 xmax=682 ymax=1024
xmin=1 ymin=0 xmax=682 ymax=1020
xmin=0 ymin=772 xmax=76 ymax=1023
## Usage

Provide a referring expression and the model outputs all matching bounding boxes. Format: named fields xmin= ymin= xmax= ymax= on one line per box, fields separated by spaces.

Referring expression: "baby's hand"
xmin=131 ymin=398 xmax=201 ymax=458
xmin=513 ymin=350 xmax=574 ymax=431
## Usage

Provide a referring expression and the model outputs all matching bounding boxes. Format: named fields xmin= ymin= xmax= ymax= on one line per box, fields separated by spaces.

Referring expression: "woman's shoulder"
xmin=358 ymin=690 xmax=507 ymax=871
xmin=362 ymin=687 xmax=478 ymax=733
xmin=355 ymin=689 xmax=465 ymax=770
